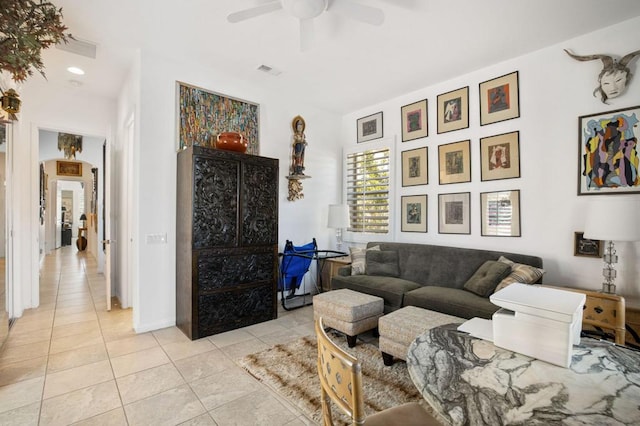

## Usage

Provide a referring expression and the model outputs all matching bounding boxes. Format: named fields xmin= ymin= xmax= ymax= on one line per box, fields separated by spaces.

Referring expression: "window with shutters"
xmin=345 ymin=147 xmax=390 ymax=234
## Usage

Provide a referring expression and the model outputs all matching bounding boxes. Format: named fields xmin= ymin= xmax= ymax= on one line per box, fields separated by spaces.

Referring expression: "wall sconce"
xmin=0 ymin=89 xmax=21 ymax=121
xmin=327 ymin=204 xmax=349 ymax=252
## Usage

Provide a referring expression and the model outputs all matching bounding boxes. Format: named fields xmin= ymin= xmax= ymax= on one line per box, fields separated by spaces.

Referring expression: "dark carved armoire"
xmin=176 ymin=146 xmax=279 ymax=340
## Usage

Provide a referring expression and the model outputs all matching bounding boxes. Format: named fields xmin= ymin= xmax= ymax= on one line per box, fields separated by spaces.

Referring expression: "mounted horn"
xmin=564 ymin=48 xmax=640 ymax=103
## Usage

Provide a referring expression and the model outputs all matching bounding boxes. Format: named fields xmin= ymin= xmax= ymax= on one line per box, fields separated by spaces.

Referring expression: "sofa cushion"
xmin=495 ymin=256 xmax=545 ymax=292
xmin=349 ymin=245 xmax=380 ymax=275
xmin=331 ymin=274 xmax=422 ymax=312
xmin=463 ymin=260 xmax=511 ymax=297
xmin=403 ymin=286 xmax=500 ymax=320
xmin=366 ymin=250 xmax=400 ymax=277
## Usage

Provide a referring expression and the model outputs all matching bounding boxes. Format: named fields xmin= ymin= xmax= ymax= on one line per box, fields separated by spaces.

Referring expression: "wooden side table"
xmin=625 ymin=296 xmax=640 ymax=348
xmin=319 ymin=256 xmax=351 ymax=292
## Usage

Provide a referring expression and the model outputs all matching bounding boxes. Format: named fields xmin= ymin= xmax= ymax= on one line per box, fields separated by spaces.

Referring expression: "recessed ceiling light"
xmin=67 ymin=67 xmax=85 ymax=75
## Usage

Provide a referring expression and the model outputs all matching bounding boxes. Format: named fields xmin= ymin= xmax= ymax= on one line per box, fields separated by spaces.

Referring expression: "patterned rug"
xmin=239 ymin=332 xmax=431 ymax=425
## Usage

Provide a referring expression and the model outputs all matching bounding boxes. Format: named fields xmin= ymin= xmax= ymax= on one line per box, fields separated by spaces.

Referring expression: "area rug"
xmin=239 ymin=332 xmax=431 ymax=425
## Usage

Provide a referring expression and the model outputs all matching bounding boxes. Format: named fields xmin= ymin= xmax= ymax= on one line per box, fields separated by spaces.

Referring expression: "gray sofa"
xmin=331 ymin=242 xmax=543 ymax=320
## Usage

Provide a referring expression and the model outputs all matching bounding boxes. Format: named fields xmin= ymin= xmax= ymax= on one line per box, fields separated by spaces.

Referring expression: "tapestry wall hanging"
xmin=578 ymin=105 xmax=639 ymax=195
xmin=176 ymin=82 xmax=260 ymax=154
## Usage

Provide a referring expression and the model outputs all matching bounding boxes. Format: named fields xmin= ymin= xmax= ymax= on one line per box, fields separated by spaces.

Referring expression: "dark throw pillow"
xmin=366 ymin=250 xmax=400 ymax=277
xmin=463 ymin=260 xmax=512 ymax=297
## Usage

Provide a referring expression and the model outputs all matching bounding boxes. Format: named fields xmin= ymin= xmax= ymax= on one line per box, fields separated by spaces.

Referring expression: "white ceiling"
xmin=37 ymin=0 xmax=640 ymax=114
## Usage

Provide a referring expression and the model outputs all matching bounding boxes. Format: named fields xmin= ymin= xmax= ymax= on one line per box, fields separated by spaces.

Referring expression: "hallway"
xmin=0 ymin=247 xmax=315 ymax=425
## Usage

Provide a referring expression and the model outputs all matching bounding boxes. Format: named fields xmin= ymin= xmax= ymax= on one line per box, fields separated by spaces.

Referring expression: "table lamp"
xmin=80 ymin=213 xmax=87 ymax=228
xmin=327 ymin=204 xmax=348 ymax=252
xmin=583 ymin=196 xmax=640 ymax=294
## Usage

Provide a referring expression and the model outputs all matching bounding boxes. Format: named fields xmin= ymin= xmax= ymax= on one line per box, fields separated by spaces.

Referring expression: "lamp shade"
xmin=80 ymin=213 xmax=87 ymax=221
xmin=327 ymin=204 xmax=348 ymax=229
xmin=583 ymin=196 xmax=640 ymax=242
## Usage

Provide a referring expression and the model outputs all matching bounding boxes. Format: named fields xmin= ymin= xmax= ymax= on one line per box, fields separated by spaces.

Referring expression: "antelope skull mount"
xmin=564 ymin=49 xmax=640 ymax=103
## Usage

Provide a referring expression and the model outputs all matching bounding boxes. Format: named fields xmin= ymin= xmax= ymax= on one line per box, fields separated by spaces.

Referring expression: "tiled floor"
xmin=0 ymin=246 xmax=318 ymax=425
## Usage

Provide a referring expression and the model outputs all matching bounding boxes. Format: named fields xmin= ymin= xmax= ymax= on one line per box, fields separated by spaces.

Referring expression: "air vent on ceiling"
xmin=56 ymin=38 xmax=97 ymax=59
xmin=257 ymin=64 xmax=282 ymax=76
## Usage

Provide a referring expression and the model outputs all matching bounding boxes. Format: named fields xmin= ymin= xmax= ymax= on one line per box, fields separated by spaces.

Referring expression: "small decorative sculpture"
xmin=286 ymin=115 xmax=310 ymax=201
xmin=564 ymin=49 xmax=640 ymax=103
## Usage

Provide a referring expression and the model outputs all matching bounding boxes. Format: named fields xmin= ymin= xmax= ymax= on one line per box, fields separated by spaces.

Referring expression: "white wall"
xmin=130 ymin=51 xmax=341 ymax=332
xmin=341 ymin=17 xmax=640 ymax=297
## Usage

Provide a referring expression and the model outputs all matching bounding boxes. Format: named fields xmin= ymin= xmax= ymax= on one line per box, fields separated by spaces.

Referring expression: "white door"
xmin=104 ymin=140 xmax=112 ymax=311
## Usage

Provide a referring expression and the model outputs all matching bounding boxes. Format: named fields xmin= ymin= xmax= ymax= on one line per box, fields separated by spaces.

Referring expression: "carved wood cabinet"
xmin=176 ymin=146 xmax=279 ymax=340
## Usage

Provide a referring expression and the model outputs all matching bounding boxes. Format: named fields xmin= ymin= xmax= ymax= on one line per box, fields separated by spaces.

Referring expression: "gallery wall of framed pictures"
xmin=365 ymin=69 xmax=524 ymax=237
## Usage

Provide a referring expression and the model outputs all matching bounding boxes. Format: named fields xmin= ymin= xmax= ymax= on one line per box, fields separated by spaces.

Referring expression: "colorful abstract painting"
xmin=177 ymin=82 xmax=259 ymax=154
xmin=579 ymin=106 xmax=640 ymax=195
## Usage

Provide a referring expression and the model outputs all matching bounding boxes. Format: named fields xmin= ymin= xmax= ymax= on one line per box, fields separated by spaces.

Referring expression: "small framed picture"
xmin=437 ymin=86 xmax=469 ymax=134
xmin=357 ymin=111 xmax=384 ymax=143
xmin=401 ymin=194 xmax=427 ymax=233
xmin=56 ymin=160 xmax=83 ymax=177
xmin=479 ymin=71 xmax=520 ymax=126
xmin=480 ymin=190 xmax=521 ymax=237
xmin=480 ymin=131 xmax=520 ymax=181
xmin=438 ymin=192 xmax=471 ymax=234
xmin=401 ymin=99 xmax=428 ymax=142
xmin=438 ymin=140 xmax=471 ymax=185
xmin=574 ymin=232 xmax=603 ymax=258
xmin=402 ymin=147 xmax=428 ymax=187
xmin=578 ymin=105 xmax=640 ymax=195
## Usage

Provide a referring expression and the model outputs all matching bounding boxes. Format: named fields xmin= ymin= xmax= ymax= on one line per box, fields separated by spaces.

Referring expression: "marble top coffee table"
xmin=407 ymin=323 xmax=640 ymax=425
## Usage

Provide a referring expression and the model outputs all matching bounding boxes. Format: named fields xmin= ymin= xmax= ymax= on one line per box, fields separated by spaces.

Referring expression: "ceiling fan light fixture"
xmin=282 ymin=0 xmax=328 ymax=20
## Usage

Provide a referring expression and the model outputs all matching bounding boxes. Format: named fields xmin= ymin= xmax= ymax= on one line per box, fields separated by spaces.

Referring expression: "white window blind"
xmin=346 ymin=148 xmax=390 ymax=234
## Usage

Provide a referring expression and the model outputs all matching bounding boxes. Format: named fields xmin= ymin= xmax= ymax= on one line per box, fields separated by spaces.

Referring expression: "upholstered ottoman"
xmin=379 ymin=306 xmax=464 ymax=365
xmin=313 ymin=289 xmax=384 ymax=347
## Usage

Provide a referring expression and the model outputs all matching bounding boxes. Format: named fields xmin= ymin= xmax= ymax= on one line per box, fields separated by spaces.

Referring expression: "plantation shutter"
xmin=346 ymin=148 xmax=390 ymax=234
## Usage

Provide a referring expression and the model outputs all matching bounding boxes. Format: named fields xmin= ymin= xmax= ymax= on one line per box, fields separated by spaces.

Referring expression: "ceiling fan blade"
xmin=227 ymin=1 xmax=283 ymax=23
xmin=329 ymin=0 xmax=384 ymax=25
xmin=300 ymin=18 xmax=314 ymax=52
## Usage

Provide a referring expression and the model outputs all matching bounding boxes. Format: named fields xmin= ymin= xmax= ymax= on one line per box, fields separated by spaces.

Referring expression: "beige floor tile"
xmin=0 ymin=356 xmax=47 ymax=387
xmin=116 ymin=363 xmax=185 ymax=404
xmin=49 ymin=329 xmax=103 ymax=355
xmin=178 ymin=413 xmax=217 ymax=425
xmin=55 ymin=303 xmax=95 ymax=317
xmin=219 ymin=337 xmax=270 ymax=360
xmin=152 ymin=326 xmax=190 ymax=346
xmin=174 ymin=348 xmax=235 ymax=383
xmin=124 ymin=384 xmax=206 ymax=426
xmin=43 ymin=359 xmax=113 ymax=399
xmin=0 ymin=340 xmax=50 ymax=365
xmin=52 ymin=319 xmax=100 ymax=339
xmin=244 ymin=320 xmax=288 ymax=337
xmin=3 ymin=327 xmax=51 ymax=348
xmin=161 ymin=338 xmax=215 ymax=362
xmin=39 ymin=380 xmax=121 ymax=426
xmin=0 ymin=401 xmax=40 ymax=426
xmin=110 ymin=346 xmax=170 ymax=378
xmin=190 ymin=367 xmax=260 ymax=411
xmin=258 ymin=328 xmax=305 ymax=346
xmin=208 ymin=329 xmax=255 ymax=348
xmin=53 ymin=310 xmax=98 ymax=327
xmin=106 ymin=332 xmax=158 ymax=358
xmin=9 ymin=318 xmax=54 ymax=334
xmin=47 ymin=342 xmax=108 ymax=373
xmin=72 ymin=407 xmax=128 ymax=426
xmin=209 ymin=388 xmax=297 ymax=426
xmin=0 ymin=377 xmax=44 ymax=414
xmin=54 ymin=298 xmax=94 ymax=310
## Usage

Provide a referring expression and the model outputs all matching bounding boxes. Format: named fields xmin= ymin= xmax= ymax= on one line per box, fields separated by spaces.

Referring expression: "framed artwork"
xmin=479 ymin=71 xmax=520 ymax=126
xmin=438 ymin=140 xmax=471 ymax=184
xmin=438 ymin=192 xmax=471 ymax=234
xmin=357 ymin=111 xmax=384 ymax=143
xmin=578 ymin=105 xmax=640 ymax=195
xmin=437 ymin=86 xmax=469 ymax=134
xmin=56 ymin=160 xmax=82 ymax=177
xmin=401 ymin=195 xmax=427 ymax=233
xmin=402 ymin=147 xmax=428 ymax=187
xmin=177 ymin=81 xmax=260 ymax=154
xmin=401 ymin=99 xmax=428 ymax=142
xmin=480 ymin=190 xmax=521 ymax=237
xmin=574 ymin=232 xmax=603 ymax=258
xmin=480 ymin=131 xmax=521 ymax=181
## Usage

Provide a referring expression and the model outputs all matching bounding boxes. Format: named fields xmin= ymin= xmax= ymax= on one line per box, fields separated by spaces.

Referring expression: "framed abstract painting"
xmin=357 ymin=111 xmax=384 ymax=143
xmin=401 ymin=99 xmax=428 ymax=142
xmin=480 ymin=190 xmax=521 ymax=237
xmin=480 ymin=131 xmax=520 ymax=181
xmin=401 ymin=194 xmax=427 ymax=233
xmin=437 ymin=86 xmax=469 ymax=134
xmin=438 ymin=192 xmax=471 ymax=234
xmin=438 ymin=140 xmax=471 ymax=184
xmin=578 ymin=105 xmax=640 ymax=195
xmin=479 ymin=71 xmax=520 ymax=126
xmin=402 ymin=147 xmax=428 ymax=187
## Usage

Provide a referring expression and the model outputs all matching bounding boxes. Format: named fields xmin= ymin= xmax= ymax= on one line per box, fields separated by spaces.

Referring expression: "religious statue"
xmin=291 ymin=115 xmax=307 ymax=176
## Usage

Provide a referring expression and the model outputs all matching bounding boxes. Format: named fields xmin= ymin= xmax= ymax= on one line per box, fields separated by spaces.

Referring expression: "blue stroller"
xmin=278 ymin=238 xmax=317 ymax=310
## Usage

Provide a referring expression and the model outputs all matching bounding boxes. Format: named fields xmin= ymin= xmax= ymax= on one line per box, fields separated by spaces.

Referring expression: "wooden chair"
xmin=554 ymin=287 xmax=626 ymax=345
xmin=315 ymin=318 xmax=441 ymax=426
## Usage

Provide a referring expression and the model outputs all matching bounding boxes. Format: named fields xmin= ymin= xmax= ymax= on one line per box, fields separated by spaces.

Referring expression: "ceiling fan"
xmin=227 ymin=0 xmax=385 ymax=51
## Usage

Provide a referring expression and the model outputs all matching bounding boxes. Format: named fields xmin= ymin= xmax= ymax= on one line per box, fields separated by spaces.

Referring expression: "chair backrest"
xmin=315 ymin=317 xmax=366 ymax=425
xmin=563 ymin=288 xmax=626 ymax=344
xmin=279 ymin=239 xmax=317 ymax=290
